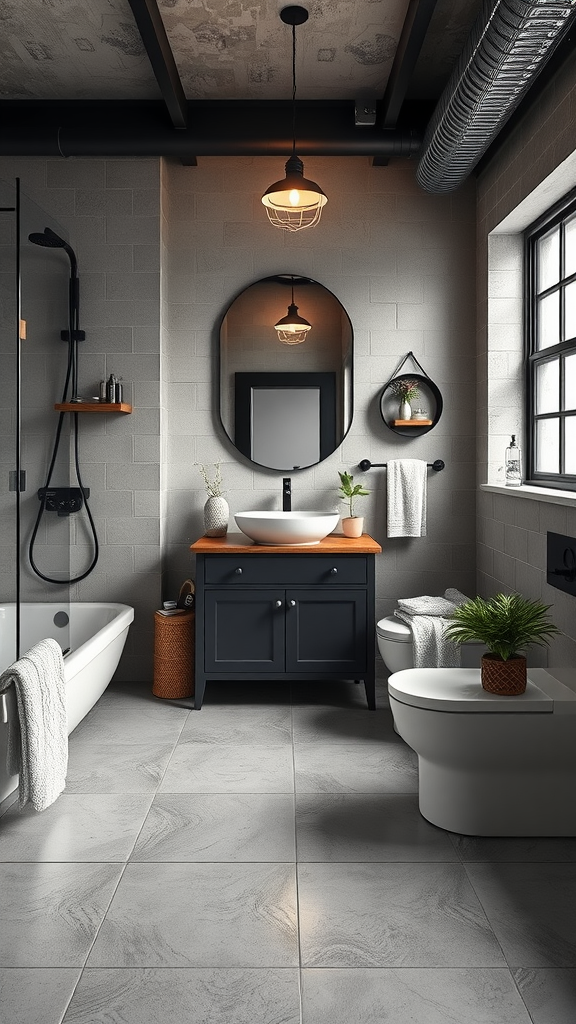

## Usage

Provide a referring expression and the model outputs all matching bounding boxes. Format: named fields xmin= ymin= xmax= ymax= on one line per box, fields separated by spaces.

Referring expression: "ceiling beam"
xmin=380 ymin=0 xmax=439 ymax=130
xmin=0 ymin=101 xmax=423 ymax=159
xmin=127 ymin=0 xmax=188 ymax=130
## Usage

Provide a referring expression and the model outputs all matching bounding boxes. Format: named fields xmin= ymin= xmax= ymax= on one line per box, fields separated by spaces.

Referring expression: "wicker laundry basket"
xmin=153 ymin=609 xmax=195 ymax=699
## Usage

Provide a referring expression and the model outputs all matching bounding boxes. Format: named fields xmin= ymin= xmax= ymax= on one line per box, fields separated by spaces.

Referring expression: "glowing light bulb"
xmin=289 ymin=189 xmax=300 ymax=206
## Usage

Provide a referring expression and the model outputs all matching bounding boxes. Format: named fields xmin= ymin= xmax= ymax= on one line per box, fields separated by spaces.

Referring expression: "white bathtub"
xmin=0 ymin=602 xmax=134 ymax=808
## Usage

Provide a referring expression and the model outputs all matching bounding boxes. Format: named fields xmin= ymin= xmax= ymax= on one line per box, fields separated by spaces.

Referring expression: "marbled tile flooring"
xmin=1 ymin=678 xmax=576 ymax=1022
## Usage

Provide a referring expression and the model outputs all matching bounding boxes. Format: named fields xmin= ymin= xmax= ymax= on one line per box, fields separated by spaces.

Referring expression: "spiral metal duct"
xmin=417 ymin=0 xmax=576 ymax=193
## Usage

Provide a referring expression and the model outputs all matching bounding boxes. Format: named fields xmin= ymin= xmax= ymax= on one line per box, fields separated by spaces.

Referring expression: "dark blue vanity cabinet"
xmin=190 ymin=533 xmax=382 ymax=710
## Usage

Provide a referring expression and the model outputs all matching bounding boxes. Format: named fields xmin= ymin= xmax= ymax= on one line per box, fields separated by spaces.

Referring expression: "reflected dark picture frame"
xmin=235 ymin=371 xmax=337 ymax=469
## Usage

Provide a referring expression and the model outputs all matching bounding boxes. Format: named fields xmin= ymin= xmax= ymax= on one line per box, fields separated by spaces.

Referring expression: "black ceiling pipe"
xmin=0 ymin=100 xmax=422 ymax=158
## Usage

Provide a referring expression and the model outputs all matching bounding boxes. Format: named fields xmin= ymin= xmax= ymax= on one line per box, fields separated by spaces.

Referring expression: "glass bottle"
xmin=505 ymin=435 xmax=522 ymax=486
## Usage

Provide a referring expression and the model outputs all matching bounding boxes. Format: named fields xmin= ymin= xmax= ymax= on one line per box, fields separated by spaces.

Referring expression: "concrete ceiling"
xmin=0 ymin=0 xmax=481 ymax=106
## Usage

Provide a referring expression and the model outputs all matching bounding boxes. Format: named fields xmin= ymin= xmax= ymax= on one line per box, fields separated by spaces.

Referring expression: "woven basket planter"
xmin=481 ymin=653 xmax=527 ymax=695
xmin=153 ymin=609 xmax=195 ymax=699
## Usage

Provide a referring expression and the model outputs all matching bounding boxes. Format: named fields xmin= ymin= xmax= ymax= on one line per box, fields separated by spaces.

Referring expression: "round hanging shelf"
xmin=379 ymin=372 xmax=443 ymax=437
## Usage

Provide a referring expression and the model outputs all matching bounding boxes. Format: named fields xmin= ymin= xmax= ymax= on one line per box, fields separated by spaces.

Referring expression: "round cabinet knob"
xmin=275 ymin=600 xmax=282 ymax=608
xmin=289 ymin=600 xmax=296 ymax=607
xmin=234 ymin=567 xmax=243 ymax=575
xmin=330 ymin=567 xmax=338 ymax=575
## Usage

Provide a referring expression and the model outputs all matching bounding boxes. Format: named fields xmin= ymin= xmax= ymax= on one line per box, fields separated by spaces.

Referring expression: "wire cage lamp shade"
xmin=274 ymin=278 xmax=312 ymax=344
xmin=261 ymin=7 xmax=327 ymax=231
xmin=262 ymin=154 xmax=327 ymax=231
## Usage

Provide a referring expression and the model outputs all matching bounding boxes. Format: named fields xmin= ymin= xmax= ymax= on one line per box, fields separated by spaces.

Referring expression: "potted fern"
xmin=444 ymin=593 xmax=560 ymax=695
xmin=338 ymin=471 xmax=369 ymax=538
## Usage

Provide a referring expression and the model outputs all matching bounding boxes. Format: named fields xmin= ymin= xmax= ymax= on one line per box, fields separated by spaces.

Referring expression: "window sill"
xmin=481 ymin=483 xmax=576 ymax=507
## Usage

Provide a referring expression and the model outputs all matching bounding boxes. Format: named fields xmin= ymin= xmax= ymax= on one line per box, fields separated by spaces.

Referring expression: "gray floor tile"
xmin=0 ymin=863 xmax=123 ymax=967
xmin=180 ymin=705 xmax=293 ymax=745
xmin=0 ymin=794 xmax=152 ymax=862
xmin=65 ymin=742 xmax=175 ymax=793
xmin=289 ymin=679 xmax=377 ymax=708
xmin=465 ymin=863 xmax=576 ymax=968
xmin=202 ymin=681 xmax=292 ymax=706
xmin=294 ymin=742 xmax=418 ymax=793
xmin=94 ymin=683 xmax=159 ymax=711
xmin=301 ymin=967 xmax=533 ymax=1024
xmin=298 ymin=862 xmax=506 ymax=967
xmin=292 ymin=706 xmax=394 ymax=744
xmin=71 ymin=702 xmax=189 ymax=745
xmin=513 ymin=968 xmax=576 ymax=1024
xmin=159 ymin=742 xmax=294 ymax=793
xmin=296 ymin=793 xmax=457 ymax=861
xmin=86 ymin=862 xmax=298 ymax=968
xmin=63 ymin=968 xmax=301 ymax=1024
xmin=451 ymin=834 xmax=576 ymax=862
xmin=0 ymin=968 xmax=81 ymax=1024
xmin=132 ymin=793 xmax=296 ymax=862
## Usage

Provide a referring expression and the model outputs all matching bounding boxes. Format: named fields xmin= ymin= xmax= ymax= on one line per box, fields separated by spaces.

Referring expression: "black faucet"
xmin=282 ymin=477 xmax=292 ymax=512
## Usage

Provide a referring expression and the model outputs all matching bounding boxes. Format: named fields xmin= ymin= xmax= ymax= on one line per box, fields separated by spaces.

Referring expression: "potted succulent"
xmin=338 ymin=470 xmax=369 ymax=538
xmin=444 ymin=592 xmax=561 ymax=695
xmin=388 ymin=378 xmax=420 ymax=420
xmin=198 ymin=463 xmax=229 ymax=537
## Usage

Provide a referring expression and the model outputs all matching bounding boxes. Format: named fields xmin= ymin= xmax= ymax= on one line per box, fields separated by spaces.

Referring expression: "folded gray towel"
xmin=394 ymin=589 xmax=472 ymax=668
xmin=0 ymin=638 xmax=67 ymax=812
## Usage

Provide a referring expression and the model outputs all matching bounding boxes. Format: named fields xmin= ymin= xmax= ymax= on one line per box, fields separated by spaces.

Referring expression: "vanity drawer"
xmin=204 ymin=555 xmax=367 ymax=587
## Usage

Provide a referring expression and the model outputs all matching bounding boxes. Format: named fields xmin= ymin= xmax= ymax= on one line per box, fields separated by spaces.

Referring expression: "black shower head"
xmin=28 ymin=227 xmax=77 ymax=273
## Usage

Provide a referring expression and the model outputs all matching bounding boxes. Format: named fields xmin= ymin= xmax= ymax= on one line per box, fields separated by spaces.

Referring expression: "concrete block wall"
xmin=476 ymin=54 xmax=576 ymax=666
xmin=0 ymin=156 xmax=161 ymax=681
xmin=161 ymin=155 xmax=478 ymax=682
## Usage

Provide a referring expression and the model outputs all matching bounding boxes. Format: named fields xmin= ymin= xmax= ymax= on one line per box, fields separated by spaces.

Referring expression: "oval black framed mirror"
xmin=219 ymin=275 xmax=353 ymax=471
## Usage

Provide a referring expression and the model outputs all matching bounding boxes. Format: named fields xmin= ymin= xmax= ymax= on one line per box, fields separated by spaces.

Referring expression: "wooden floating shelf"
xmin=54 ymin=402 xmax=132 ymax=414
xmin=393 ymin=418 xmax=433 ymax=426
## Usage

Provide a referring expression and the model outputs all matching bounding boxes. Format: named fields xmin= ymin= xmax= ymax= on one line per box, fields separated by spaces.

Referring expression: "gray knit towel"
xmin=0 ymin=638 xmax=67 ymax=812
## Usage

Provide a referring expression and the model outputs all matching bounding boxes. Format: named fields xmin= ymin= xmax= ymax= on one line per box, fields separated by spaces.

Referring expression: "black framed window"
xmin=525 ymin=188 xmax=576 ymax=490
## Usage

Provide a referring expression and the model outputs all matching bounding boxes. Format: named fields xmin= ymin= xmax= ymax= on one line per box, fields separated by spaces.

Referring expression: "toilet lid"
xmin=388 ymin=668 xmax=555 ymax=712
xmin=376 ymin=616 xmax=411 ymax=642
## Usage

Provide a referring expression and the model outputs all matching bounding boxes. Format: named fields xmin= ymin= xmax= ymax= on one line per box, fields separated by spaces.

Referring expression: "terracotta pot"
xmin=481 ymin=653 xmax=527 ymax=695
xmin=342 ymin=516 xmax=363 ymax=538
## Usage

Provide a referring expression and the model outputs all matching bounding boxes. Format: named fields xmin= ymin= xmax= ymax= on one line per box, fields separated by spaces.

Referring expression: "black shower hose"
xmin=28 ymin=284 xmax=99 ymax=584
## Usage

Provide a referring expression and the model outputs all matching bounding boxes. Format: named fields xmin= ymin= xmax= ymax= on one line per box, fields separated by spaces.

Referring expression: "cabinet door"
xmin=204 ymin=590 xmax=285 ymax=673
xmin=285 ymin=589 xmax=367 ymax=674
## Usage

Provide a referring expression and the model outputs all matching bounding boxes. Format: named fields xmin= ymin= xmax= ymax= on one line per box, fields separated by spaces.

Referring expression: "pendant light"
xmin=261 ymin=6 xmax=327 ymax=231
xmin=274 ymin=278 xmax=312 ymax=345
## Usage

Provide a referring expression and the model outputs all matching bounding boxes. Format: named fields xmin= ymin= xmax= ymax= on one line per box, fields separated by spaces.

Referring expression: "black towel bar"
xmin=358 ymin=459 xmax=445 ymax=472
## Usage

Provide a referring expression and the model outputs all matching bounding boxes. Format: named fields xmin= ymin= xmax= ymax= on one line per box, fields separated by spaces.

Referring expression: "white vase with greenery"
xmin=198 ymin=463 xmax=228 ymax=537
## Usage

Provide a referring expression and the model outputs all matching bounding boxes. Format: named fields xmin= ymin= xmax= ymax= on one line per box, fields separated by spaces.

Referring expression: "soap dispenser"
xmin=505 ymin=435 xmax=522 ymax=487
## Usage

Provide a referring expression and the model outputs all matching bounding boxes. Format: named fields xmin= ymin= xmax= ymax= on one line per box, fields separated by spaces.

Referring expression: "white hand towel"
xmin=386 ymin=459 xmax=427 ymax=537
xmin=0 ymin=638 xmax=67 ymax=812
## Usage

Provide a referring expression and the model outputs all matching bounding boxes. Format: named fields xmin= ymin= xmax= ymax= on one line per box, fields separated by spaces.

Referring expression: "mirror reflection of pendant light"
xmin=275 ymin=278 xmax=312 ymax=345
xmin=261 ymin=6 xmax=327 ymax=232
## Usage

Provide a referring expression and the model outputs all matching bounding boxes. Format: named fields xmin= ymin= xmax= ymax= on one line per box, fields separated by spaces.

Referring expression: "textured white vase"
xmin=399 ymin=400 xmax=412 ymax=420
xmin=204 ymin=495 xmax=229 ymax=537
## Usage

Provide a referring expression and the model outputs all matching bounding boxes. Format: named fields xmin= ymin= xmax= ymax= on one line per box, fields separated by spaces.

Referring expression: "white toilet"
xmin=387 ymin=666 xmax=576 ymax=836
xmin=376 ymin=614 xmax=484 ymax=672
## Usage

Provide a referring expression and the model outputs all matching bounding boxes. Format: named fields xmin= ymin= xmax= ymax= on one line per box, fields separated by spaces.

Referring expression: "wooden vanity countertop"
xmin=190 ymin=533 xmax=382 ymax=554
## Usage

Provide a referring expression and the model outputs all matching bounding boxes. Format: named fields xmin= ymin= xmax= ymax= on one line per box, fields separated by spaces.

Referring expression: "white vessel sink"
xmin=234 ymin=510 xmax=340 ymax=545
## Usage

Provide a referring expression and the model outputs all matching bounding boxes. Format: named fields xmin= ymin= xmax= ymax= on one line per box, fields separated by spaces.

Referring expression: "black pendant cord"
xmin=291 ymin=22 xmax=297 ymax=157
